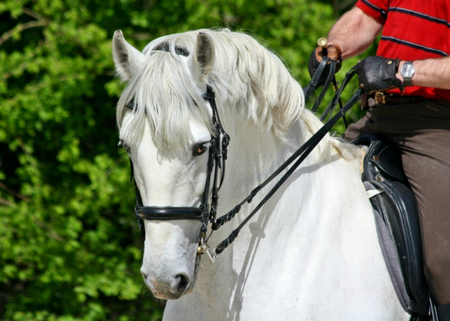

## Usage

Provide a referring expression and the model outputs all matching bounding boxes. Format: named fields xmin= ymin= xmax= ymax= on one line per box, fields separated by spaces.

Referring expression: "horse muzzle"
xmin=142 ymin=270 xmax=192 ymax=300
xmin=139 ymin=221 xmax=202 ymax=300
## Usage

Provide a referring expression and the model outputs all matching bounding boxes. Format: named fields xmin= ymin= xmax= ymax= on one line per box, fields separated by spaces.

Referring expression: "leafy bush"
xmin=0 ymin=0 xmax=370 ymax=319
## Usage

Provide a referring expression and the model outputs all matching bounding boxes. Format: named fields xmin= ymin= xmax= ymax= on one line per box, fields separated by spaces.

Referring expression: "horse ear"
xmin=189 ymin=32 xmax=215 ymax=84
xmin=112 ymin=30 xmax=145 ymax=81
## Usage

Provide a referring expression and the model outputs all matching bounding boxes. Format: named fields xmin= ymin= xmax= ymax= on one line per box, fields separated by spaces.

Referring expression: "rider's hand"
xmin=355 ymin=56 xmax=404 ymax=94
xmin=308 ymin=44 xmax=342 ymax=87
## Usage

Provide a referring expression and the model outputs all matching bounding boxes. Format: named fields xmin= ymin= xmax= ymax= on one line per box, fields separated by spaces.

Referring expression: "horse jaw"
xmin=112 ymin=30 xmax=145 ymax=81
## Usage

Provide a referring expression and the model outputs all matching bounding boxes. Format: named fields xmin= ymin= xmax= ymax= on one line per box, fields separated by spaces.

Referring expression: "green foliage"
xmin=0 ymin=0 xmax=374 ymax=319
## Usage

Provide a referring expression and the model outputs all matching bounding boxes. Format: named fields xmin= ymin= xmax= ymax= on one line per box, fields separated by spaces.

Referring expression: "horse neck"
xmin=214 ymin=106 xmax=367 ymax=235
xmin=219 ymin=107 xmax=340 ymax=192
xmin=218 ymin=114 xmax=299 ymax=209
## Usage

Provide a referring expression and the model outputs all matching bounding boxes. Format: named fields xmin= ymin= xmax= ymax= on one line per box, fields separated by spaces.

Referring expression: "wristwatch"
xmin=400 ymin=61 xmax=415 ymax=86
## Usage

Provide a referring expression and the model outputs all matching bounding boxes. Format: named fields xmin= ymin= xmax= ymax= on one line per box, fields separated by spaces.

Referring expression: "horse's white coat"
xmin=114 ymin=29 xmax=409 ymax=320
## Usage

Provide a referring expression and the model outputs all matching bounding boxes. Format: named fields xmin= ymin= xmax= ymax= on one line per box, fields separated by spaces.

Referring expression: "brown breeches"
xmin=343 ymin=101 xmax=450 ymax=305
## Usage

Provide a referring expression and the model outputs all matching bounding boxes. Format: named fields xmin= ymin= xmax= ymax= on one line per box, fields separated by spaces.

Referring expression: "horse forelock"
xmin=116 ymin=29 xmax=306 ymax=150
xmin=116 ymin=49 xmax=213 ymax=150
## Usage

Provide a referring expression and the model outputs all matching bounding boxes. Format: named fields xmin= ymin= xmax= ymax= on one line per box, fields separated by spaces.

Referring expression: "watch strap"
xmin=401 ymin=61 xmax=415 ymax=87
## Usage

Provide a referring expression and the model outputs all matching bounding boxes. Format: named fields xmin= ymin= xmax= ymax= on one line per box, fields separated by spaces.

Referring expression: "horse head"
xmin=113 ymin=30 xmax=218 ymax=299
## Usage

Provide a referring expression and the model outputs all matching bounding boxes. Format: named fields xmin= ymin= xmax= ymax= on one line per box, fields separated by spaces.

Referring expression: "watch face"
xmin=401 ymin=63 xmax=414 ymax=77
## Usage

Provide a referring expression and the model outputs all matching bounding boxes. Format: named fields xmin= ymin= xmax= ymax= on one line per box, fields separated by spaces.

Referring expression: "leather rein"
xmin=124 ymin=47 xmax=362 ymax=262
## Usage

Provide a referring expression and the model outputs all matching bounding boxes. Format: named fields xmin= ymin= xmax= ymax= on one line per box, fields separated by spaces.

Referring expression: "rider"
xmin=308 ymin=1 xmax=450 ymax=320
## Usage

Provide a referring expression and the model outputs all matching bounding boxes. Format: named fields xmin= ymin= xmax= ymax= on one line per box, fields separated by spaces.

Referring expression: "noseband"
xmin=127 ymin=84 xmax=229 ymax=253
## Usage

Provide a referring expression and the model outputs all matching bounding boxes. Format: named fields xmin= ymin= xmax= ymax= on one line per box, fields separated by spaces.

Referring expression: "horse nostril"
xmin=173 ymin=273 xmax=190 ymax=294
xmin=141 ymin=272 xmax=148 ymax=280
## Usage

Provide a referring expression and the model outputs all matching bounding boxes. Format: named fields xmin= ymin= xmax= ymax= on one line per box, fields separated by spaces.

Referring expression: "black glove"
xmin=308 ymin=45 xmax=342 ymax=87
xmin=355 ymin=56 xmax=404 ymax=94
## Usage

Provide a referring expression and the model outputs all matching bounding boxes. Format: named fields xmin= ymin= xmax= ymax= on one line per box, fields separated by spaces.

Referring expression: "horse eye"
xmin=118 ymin=140 xmax=131 ymax=153
xmin=193 ymin=143 xmax=208 ymax=156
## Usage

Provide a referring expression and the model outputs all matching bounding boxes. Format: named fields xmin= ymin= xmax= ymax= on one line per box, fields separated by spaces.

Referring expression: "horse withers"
xmin=113 ymin=28 xmax=409 ymax=320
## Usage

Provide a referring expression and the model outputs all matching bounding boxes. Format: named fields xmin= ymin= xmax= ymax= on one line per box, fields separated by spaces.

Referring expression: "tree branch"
xmin=0 ymin=181 xmax=30 ymax=202
xmin=21 ymin=7 xmax=46 ymax=21
xmin=0 ymin=20 xmax=48 ymax=46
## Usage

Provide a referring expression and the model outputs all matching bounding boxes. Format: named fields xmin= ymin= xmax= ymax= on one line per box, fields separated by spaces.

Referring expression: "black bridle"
xmin=127 ymin=84 xmax=230 ymax=255
xmin=124 ymin=47 xmax=362 ymax=261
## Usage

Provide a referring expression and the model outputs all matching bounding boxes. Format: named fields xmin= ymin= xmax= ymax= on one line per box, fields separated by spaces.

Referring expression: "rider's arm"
xmin=397 ymin=58 xmax=450 ymax=90
xmin=326 ymin=7 xmax=383 ymax=60
xmin=328 ymin=7 xmax=450 ymax=91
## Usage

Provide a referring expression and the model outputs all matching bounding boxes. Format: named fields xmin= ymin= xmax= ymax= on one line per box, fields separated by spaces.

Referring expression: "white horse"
xmin=113 ymin=28 xmax=409 ymax=320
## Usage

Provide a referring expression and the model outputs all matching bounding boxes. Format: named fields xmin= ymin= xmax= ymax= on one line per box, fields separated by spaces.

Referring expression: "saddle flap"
xmin=356 ymin=135 xmax=430 ymax=316
xmin=370 ymin=180 xmax=429 ymax=315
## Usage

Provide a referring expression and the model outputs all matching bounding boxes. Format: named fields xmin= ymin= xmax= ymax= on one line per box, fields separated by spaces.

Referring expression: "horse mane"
xmin=116 ymin=28 xmax=360 ymax=163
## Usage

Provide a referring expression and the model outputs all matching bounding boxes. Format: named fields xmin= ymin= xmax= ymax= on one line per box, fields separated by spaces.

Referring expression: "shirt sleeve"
xmin=356 ymin=0 xmax=389 ymax=24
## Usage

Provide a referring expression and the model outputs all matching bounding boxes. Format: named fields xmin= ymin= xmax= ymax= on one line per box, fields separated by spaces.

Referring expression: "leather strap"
xmin=380 ymin=94 xmax=424 ymax=105
xmin=136 ymin=206 xmax=203 ymax=220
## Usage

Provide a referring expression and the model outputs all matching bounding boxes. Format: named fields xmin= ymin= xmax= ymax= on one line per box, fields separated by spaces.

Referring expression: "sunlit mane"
xmin=116 ymin=29 xmax=299 ymax=147
xmin=116 ymin=28 xmax=358 ymax=161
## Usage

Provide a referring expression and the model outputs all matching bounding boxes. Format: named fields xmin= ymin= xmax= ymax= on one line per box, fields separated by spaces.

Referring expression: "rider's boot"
xmin=437 ymin=302 xmax=450 ymax=321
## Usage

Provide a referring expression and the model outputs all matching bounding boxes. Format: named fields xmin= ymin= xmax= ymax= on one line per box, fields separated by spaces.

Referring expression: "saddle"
xmin=353 ymin=135 xmax=430 ymax=318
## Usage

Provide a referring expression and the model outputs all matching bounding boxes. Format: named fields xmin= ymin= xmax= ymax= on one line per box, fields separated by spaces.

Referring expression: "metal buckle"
xmin=375 ymin=91 xmax=386 ymax=105
xmin=197 ymin=237 xmax=209 ymax=254
xmin=197 ymin=237 xmax=218 ymax=263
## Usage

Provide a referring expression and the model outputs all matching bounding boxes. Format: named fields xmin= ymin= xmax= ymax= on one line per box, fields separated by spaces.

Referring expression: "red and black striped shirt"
xmin=356 ymin=0 xmax=450 ymax=99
